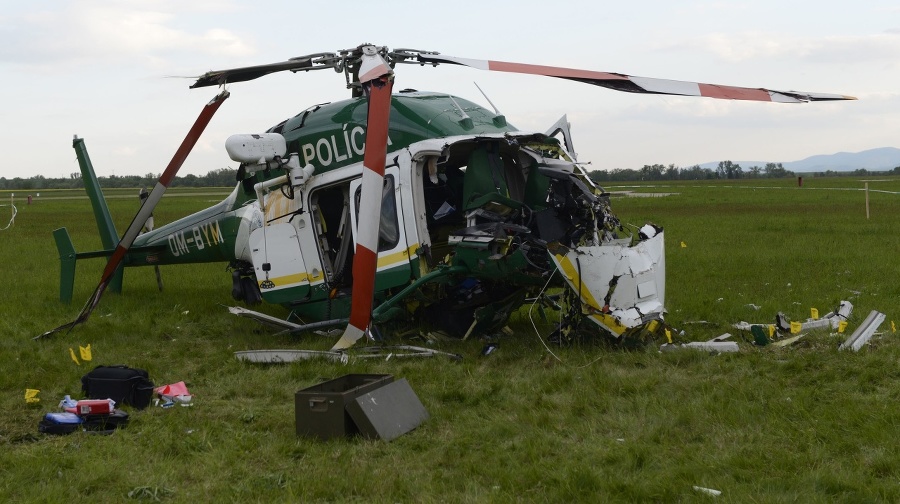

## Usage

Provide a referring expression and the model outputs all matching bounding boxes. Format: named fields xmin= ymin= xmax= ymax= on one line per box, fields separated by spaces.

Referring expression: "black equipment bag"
xmin=81 ymin=365 xmax=154 ymax=409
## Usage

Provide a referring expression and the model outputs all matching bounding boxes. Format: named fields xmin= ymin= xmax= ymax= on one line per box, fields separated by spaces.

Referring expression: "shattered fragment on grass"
xmin=839 ymin=310 xmax=886 ymax=352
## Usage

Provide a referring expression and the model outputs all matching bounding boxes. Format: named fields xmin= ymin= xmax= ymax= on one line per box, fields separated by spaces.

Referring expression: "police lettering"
xmin=300 ymin=125 xmax=391 ymax=167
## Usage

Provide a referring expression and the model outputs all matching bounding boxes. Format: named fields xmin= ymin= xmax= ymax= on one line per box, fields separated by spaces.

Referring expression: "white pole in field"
xmin=865 ymin=183 xmax=870 ymax=219
xmin=9 ymin=193 xmax=13 ymax=227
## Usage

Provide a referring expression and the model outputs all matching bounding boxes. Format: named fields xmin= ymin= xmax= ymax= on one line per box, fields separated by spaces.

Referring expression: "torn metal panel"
xmin=550 ymin=230 xmax=665 ymax=337
xmin=839 ymin=310 xmax=885 ymax=351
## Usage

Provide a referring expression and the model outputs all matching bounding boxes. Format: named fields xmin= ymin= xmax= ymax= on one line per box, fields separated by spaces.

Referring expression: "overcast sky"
xmin=2 ymin=0 xmax=898 ymax=179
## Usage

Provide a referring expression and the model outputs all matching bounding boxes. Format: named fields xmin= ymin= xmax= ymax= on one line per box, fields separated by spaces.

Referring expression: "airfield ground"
xmin=1 ymin=178 xmax=898 ymax=501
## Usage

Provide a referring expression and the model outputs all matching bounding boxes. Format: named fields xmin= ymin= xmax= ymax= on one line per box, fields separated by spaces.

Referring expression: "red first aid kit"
xmin=74 ymin=399 xmax=114 ymax=416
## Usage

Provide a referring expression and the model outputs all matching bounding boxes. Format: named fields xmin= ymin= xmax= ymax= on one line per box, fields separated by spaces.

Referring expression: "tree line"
xmin=2 ymin=162 xmax=899 ymax=191
xmin=0 ymin=168 xmax=238 ymax=190
xmin=589 ymin=162 xmax=900 ymax=183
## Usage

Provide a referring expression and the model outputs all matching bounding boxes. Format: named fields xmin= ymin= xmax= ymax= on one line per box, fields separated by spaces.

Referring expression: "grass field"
xmin=1 ymin=178 xmax=898 ymax=502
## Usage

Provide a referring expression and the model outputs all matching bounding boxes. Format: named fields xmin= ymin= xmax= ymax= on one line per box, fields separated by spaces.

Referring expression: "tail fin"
xmin=74 ymin=136 xmax=119 ymax=249
xmin=53 ymin=227 xmax=77 ymax=303
xmin=69 ymin=136 xmax=124 ymax=295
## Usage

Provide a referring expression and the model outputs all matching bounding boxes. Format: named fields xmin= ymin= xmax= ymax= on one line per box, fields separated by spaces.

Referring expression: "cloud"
xmin=0 ymin=2 xmax=254 ymax=69
xmin=661 ymin=31 xmax=900 ymax=66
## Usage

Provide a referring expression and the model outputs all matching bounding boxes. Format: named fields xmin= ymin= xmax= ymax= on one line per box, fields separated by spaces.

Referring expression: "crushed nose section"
xmin=550 ymin=225 xmax=666 ymax=340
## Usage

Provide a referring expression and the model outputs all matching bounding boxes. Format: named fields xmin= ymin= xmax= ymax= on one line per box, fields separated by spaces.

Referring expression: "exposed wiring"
xmin=0 ymin=204 xmax=17 ymax=231
xmin=527 ymin=268 xmax=562 ymax=362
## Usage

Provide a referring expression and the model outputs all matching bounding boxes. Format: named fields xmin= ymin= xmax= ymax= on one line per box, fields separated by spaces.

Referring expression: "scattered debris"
xmin=127 ymin=486 xmax=174 ymax=501
xmin=748 ymin=325 xmax=774 ymax=346
xmin=661 ymin=334 xmax=739 ymax=353
xmin=235 ymin=349 xmax=349 ymax=364
xmin=693 ymin=486 xmax=722 ymax=497
xmin=155 ymin=381 xmax=193 ymax=408
xmin=839 ymin=310 xmax=886 ymax=351
xmin=771 ymin=334 xmax=805 ymax=348
xmin=40 ymin=396 xmax=130 ymax=435
xmin=684 ymin=341 xmax=739 ymax=353
xmin=237 ymin=345 xmax=462 ymax=364
xmin=0 ymin=202 xmax=17 ymax=231
xmin=353 ymin=345 xmax=463 ymax=361
xmin=228 ymin=306 xmax=302 ymax=330
xmin=24 ymin=388 xmax=40 ymax=404
xmin=735 ymin=300 xmax=853 ymax=345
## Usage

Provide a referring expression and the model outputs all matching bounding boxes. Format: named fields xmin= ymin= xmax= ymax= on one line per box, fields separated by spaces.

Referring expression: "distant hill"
xmin=698 ymin=147 xmax=900 ymax=172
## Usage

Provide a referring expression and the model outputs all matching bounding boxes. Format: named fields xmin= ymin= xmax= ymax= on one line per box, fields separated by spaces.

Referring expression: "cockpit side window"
xmin=353 ymin=175 xmax=400 ymax=252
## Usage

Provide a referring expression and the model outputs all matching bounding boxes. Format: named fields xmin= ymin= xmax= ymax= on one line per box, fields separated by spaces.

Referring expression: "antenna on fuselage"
xmin=473 ymin=82 xmax=506 ymax=127
xmin=473 ymin=81 xmax=500 ymax=114
xmin=447 ymin=95 xmax=473 ymax=130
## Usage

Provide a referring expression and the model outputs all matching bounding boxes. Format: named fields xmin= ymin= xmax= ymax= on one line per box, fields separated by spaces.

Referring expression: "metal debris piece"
xmin=235 ymin=349 xmax=348 ymax=364
xmin=227 ymin=306 xmax=348 ymax=335
xmin=683 ymin=341 xmax=739 ymax=353
xmin=660 ymin=337 xmax=739 ymax=353
xmin=750 ymin=325 xmax=772 ymax=346
xmin=228 ymin=306 xmax=302 ymax=330
xmin=693 ymin=486 xmax=722 ymax=497
xmin=736 ymin=300 xmax=853 ymax=335
xmin=771 ymin=334 xmax=805 ymax=348
xmin=353 ymin=345 xmax=463 ymax=361
xmin=839 ymin=310 xmax=886 ymax=351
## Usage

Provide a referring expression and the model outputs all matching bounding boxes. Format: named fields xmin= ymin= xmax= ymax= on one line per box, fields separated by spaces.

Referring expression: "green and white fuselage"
xmin=59 ymin=90 xmax=668 ymax=340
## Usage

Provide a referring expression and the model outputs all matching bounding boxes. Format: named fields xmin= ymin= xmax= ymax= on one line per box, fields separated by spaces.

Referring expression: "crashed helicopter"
xmin=44 ymin=44 xmax=855 ymax=349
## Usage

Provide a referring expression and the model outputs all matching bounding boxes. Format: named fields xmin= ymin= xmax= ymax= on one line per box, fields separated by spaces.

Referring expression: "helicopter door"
xmin=349 ymin=167 xmax=412 ymax=290
xmin=249 ymin=222 xmax=311 ymax=304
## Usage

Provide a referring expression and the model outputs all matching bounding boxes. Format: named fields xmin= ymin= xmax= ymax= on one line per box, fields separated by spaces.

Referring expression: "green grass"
xmin=1 ymin=180 xmax=898 ymax=502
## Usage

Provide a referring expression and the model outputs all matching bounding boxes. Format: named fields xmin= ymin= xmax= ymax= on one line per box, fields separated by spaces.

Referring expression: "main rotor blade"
xmin=36 ymin=90 xmax=230 ymax=339
xmin=331 ymin=49 xmax=394 ymax=351
xmin=191 ymin=58 xmax=314 ymax=88
xmin=418 ymin=54 xmax=856 ymax=103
